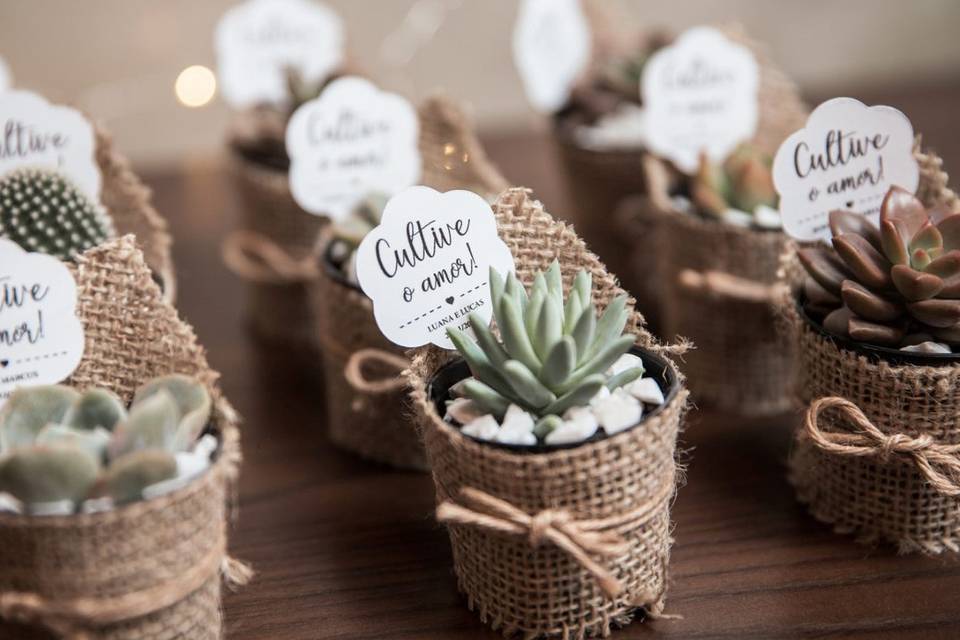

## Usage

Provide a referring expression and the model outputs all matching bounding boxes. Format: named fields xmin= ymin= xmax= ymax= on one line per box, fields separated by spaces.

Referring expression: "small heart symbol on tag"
xmin=845 ymin=201 xmax=854 ymax=208
xmin=0 ymin=359 xmax=8 ymax=368
xmin=445 ymin=296 xmax=455 ymax=305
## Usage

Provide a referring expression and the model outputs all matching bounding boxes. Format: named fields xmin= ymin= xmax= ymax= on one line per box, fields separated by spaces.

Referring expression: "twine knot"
xmin=344 ymin=348 xmax=410 ymax=395
xmin=436 ymin=478 xmax=675 ymax=600
xmin=805 ymin=396 xmax=960 ymax=496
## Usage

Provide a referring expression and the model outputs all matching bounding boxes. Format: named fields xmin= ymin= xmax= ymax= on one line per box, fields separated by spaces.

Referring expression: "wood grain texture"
xmin=142 ymin=84 xmax=960 ymax=639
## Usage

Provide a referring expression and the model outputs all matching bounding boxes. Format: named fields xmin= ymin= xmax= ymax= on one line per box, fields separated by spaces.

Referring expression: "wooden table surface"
xmin=144 ymin=84 xmax=960 ymax=640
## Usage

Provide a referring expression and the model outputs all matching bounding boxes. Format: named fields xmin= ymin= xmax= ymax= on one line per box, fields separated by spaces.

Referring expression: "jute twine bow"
xmin=805 ymin=396 xmax=960 ymax=496
xmin=0 ymin=539 xmax=252 ymax=640
xmin=678 ymin=269 xmax=786 ymax=305
xmin=344 ymin=348 xmax=410 ymax=395
xmin=222 ymin=230 xmax=318 ymax=285
xmin=436 ymin=474 xmax=675 ymax=600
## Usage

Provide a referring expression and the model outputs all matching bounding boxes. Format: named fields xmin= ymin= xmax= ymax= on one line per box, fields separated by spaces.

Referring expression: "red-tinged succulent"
xmin=798 ymin=186 xmax=960 ymax=350
xmin=691 ymin=144 xmax=779 ymax=224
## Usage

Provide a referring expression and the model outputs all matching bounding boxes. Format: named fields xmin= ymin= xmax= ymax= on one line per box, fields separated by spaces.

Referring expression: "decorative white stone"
xmin=588 ymin=385 xmax=611 ymax=408
xmin=753 ymin=204 xmax=782 ymax=230
xmin=901 ymin=341 xmax=952 ymax=355
xmin=627 ymin=377 xmax=665 ymax=406
xmin=27 ymin=500 xmax=75 ymax=516
xmin=671 ymin=195 xmax=693 ymax=214
xmin=593 ymin=389 xmax=642 ymax=435
xmin=573 ymin=104 xmax=647 ymax=151
xmin=607 ymin=353 xmax=644 ymax=377
xmin=496 ymin=404 xmax=537 ymax=446
xmin=461 ymin=414 xmax=500 ymax=441
xmin=445 ymin=398 xmax=484 ymax=425
xmin=723 ymin=208 xmax=754 ymax=228
xmin=81 ymin=496 xmax=115 ymax=514
xmin=0 ymin=493 xmax=21 ymax=514
xmin=545 ymin=406 xmax=600 ymax=445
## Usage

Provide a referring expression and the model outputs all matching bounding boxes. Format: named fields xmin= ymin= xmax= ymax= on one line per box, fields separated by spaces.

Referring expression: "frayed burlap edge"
xmin=407 ymin=188 xmax=689 ymax=639
xmin=95 ymin=126 xmax=176 ymax=304
xmin=776 ymin=145 xmax=960 ymax=553
xmin=0 ymin=236 xmax=246 ymax=639
xmin=309 ymin=96 xmax=508 ymax=470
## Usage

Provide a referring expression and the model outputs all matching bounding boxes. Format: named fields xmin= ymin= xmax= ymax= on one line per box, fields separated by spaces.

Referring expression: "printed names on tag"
xmin=215 ymin=0 xmax=344 ymax=108
xmin=356 ymin=187 xmax=516 ymax=349
xmin=641 ymin=27 xmax=760 ymax=174
xmin=0 ymin=240 xmax=85 ymax=404
xmin=513 ymin=0 xmax=591 ymax=113
xmin=0 ymin=90 xmax=100 ymax=201
xmin=773 ymin=97 xmax=919 ymax=242
xmin=287 ymin=76 xmax=421 ymax=220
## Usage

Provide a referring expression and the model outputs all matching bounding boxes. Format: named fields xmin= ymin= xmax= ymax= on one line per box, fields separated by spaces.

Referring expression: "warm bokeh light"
xmin=174 ymin=65 xmax=216 ymax=108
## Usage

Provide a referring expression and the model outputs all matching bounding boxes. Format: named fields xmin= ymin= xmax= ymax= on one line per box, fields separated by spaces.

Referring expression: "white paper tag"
xmin=287 ymin=76 xmax=421 ymax=220
xmin=215 ymin=0 xmax=344 ymax=109
xmin=641 ymin=27 xmax=759 ymax=174
xmin=0 ymin=90 xmax=101 ymax=202
xmin=773 ymin=97 xmax=919 ymax=242
xmin=0 ymin=56 xmax=11 ymax=92
xmin=0 ymin=239 xmax=85 ymax=404
xmin=356 ymin=187 xmax=516 ymax=349
xmin=513 ymin=0 xmax=591 ymax=113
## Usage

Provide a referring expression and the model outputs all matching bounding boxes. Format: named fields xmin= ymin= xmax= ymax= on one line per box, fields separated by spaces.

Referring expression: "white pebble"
xmin=607 ymin=353 xmax=643 ymax=377
xmin=626 ymin=377 xmax=665 ymax=406
xmin=26 ymin=500 xmax=74 ymax=516
xmin=723 ymin=208 xmax=754 ymax=228
xmin=0 ymin=493 xmax=21 ymax=514
xmin=496 ymin=405 xmax=537 ymax=446
xmin=546 ymin=407 xmax=599 ymax=445
xmin=901 ymin=341 xmax=952 ymax=355
xmin=461 ymin=414 xmax=500 ymax=441
xmin=593 ymin=389 xmax=642 ymax=435
xmin=671 ymin=195 xmax=693 ymax=214
xmin=753 ymin=204 xmax=782 ymax=230
xmin=445 ymin=398 xmax=484 ymax=425
xmin=588 ymin=385 xmax=611 ymax=408
xmin=563 ymin=406 xmax=599 ymax=434
xmin=496 ymin=427 xmax=537 ymax=446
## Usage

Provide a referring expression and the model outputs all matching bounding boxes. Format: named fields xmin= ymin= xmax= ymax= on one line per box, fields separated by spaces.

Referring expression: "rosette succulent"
xmin=0 ymin=375 xmax=214 ymax=512
xmin=689 ymin=144 xmax=781 ymax=229
xmin=443 ymin=262 xmax=667 ymax=447
xmin=798 ymin=186 xmax=960 ymax=352
xmin=0 ymin=167 xmax=115 ymax=261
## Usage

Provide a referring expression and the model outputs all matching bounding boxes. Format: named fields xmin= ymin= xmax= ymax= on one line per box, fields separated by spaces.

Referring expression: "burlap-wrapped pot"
xmin=779 ymin=147 xmax=960 ymax=553
xmin=620 ymin=33 xmax=807 ymax=416
xmin=408 ymin=189 xmax=689 ymax=638
xmin=312 ymin=96 xmax=508 ymax=470
xmin=0 ymin=236 xmax=246 ymax=639
xmin=95 ymin=127 xmax=177 ymax=303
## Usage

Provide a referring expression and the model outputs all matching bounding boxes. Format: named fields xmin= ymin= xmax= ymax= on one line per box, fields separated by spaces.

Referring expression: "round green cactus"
xmin=0 ymin=167 xmax=115 ymax=261
xmin=446 ymin=261 xmax=643 ymax=424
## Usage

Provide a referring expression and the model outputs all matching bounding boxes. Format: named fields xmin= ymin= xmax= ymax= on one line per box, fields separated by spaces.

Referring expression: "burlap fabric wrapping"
xmin=622 ymin=31 xmax=808 ymax=416
xmin=95 ymin=127 xmax=176 ymax=304
xmin=408 ymin=189 xmax=689 ymax=639
xmin=779 ymin=146 xmax=960 ymax=553
xmin=0 ymin=236 xmax=248 ymax=639
xmin=313 ymin=96 xmax=508 ymax=470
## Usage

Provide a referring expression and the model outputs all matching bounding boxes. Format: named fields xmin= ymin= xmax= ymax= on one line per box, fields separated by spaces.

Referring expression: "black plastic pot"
xmin=796 ymin=297 xmax=960 ymax=368
xmin=428 ymin=345 xmax=681 ymax=453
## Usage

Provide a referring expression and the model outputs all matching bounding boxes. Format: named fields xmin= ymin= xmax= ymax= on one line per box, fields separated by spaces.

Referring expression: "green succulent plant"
xmin=0 ymin=375 xmax=212 ymax=510
xmin=798 ymin=186 xmax=960 ymax=349
xmin=331 ymin=191 xmax=389 ymax=249
xmin=446 ymin=261 xmax=643 ymax=427
xmin=0 ymin=167 xmax=115 ymax=261
xmin=691 ymin=144 xmax=778 ymax=223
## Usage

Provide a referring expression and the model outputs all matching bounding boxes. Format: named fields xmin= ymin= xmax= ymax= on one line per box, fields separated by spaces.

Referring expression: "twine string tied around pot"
xmin=344 ymin=348 xmax=410 ymax=394
xmin=222 ymin=229 xmax=319 ymax=285
xmin=805 ymin=396 xmax=960 ymax=496
xmin=678 ymin=268 xmax=786 ymax=305
xmin=436 ymin=470 xmax=676 ymax=600
xmin=0 ymin=536 xmax=251 ymax=640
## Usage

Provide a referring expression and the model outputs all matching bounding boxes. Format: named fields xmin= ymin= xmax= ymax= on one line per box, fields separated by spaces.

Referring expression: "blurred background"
xmin=2 ymin=0 xmax=959 ymax=167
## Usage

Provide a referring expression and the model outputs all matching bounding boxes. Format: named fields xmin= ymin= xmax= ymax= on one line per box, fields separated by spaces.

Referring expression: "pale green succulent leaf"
xmin=504 ymin=270 xmax=528 ymax=311
xmin=534 ymin=295 xmax=563 ymax=360
xmin=98 ymin=449 xmax=178 ymax=505
xmin=542 ymin=374 xmax=606 ymax=417
xmin=559 ymin=334 xmax=637 ymax=394
xmin=460 ymin=379 xmax=513 ymax=419
xmin=571 ymin=306 xmax=597 ymax=365
xmin=63 ymin=388 xmax=126 ymax=432
xmin=134 ymin=375 xmax=212 ymax=452
xmin=534 ymin=414 xmax=563 ymax=438
xmin=545 ymin=260 xmax=563 ymax=301
xmin=0 ymin=445 xmax=99 ymax=505
xmin=109 ymin=390 xmax=179 ymax=459
xmin=524 ymin=288 xmax=545 ymax=338
xmin=503 ymin=360 xmax=556 ymax=409
xmin=563 ymin=294 xmax=583 ymax=334
xmin=541 ymin=336 xmax=576 ymax=389
xmin=35 ymin=424 xmax=111 ymax=464
xmin=488 ymin=266 xmax=506 ymax=310
xmin=587 ymin=295 xmax=629 ymax=360
xmin=447 ymin=327 xmax=514 ymax=397
xmin=606 ymin=366 xmax=644 ymax=391
xmin=467 ymin=313 xmax=509 ymax=368
xmin=0 ymin=385 xmax=80 ymax=452
xmin=499 ymin=295 xmax=541 ymax=373
xmin=573 ymin=270 xmax=592 ymax=310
